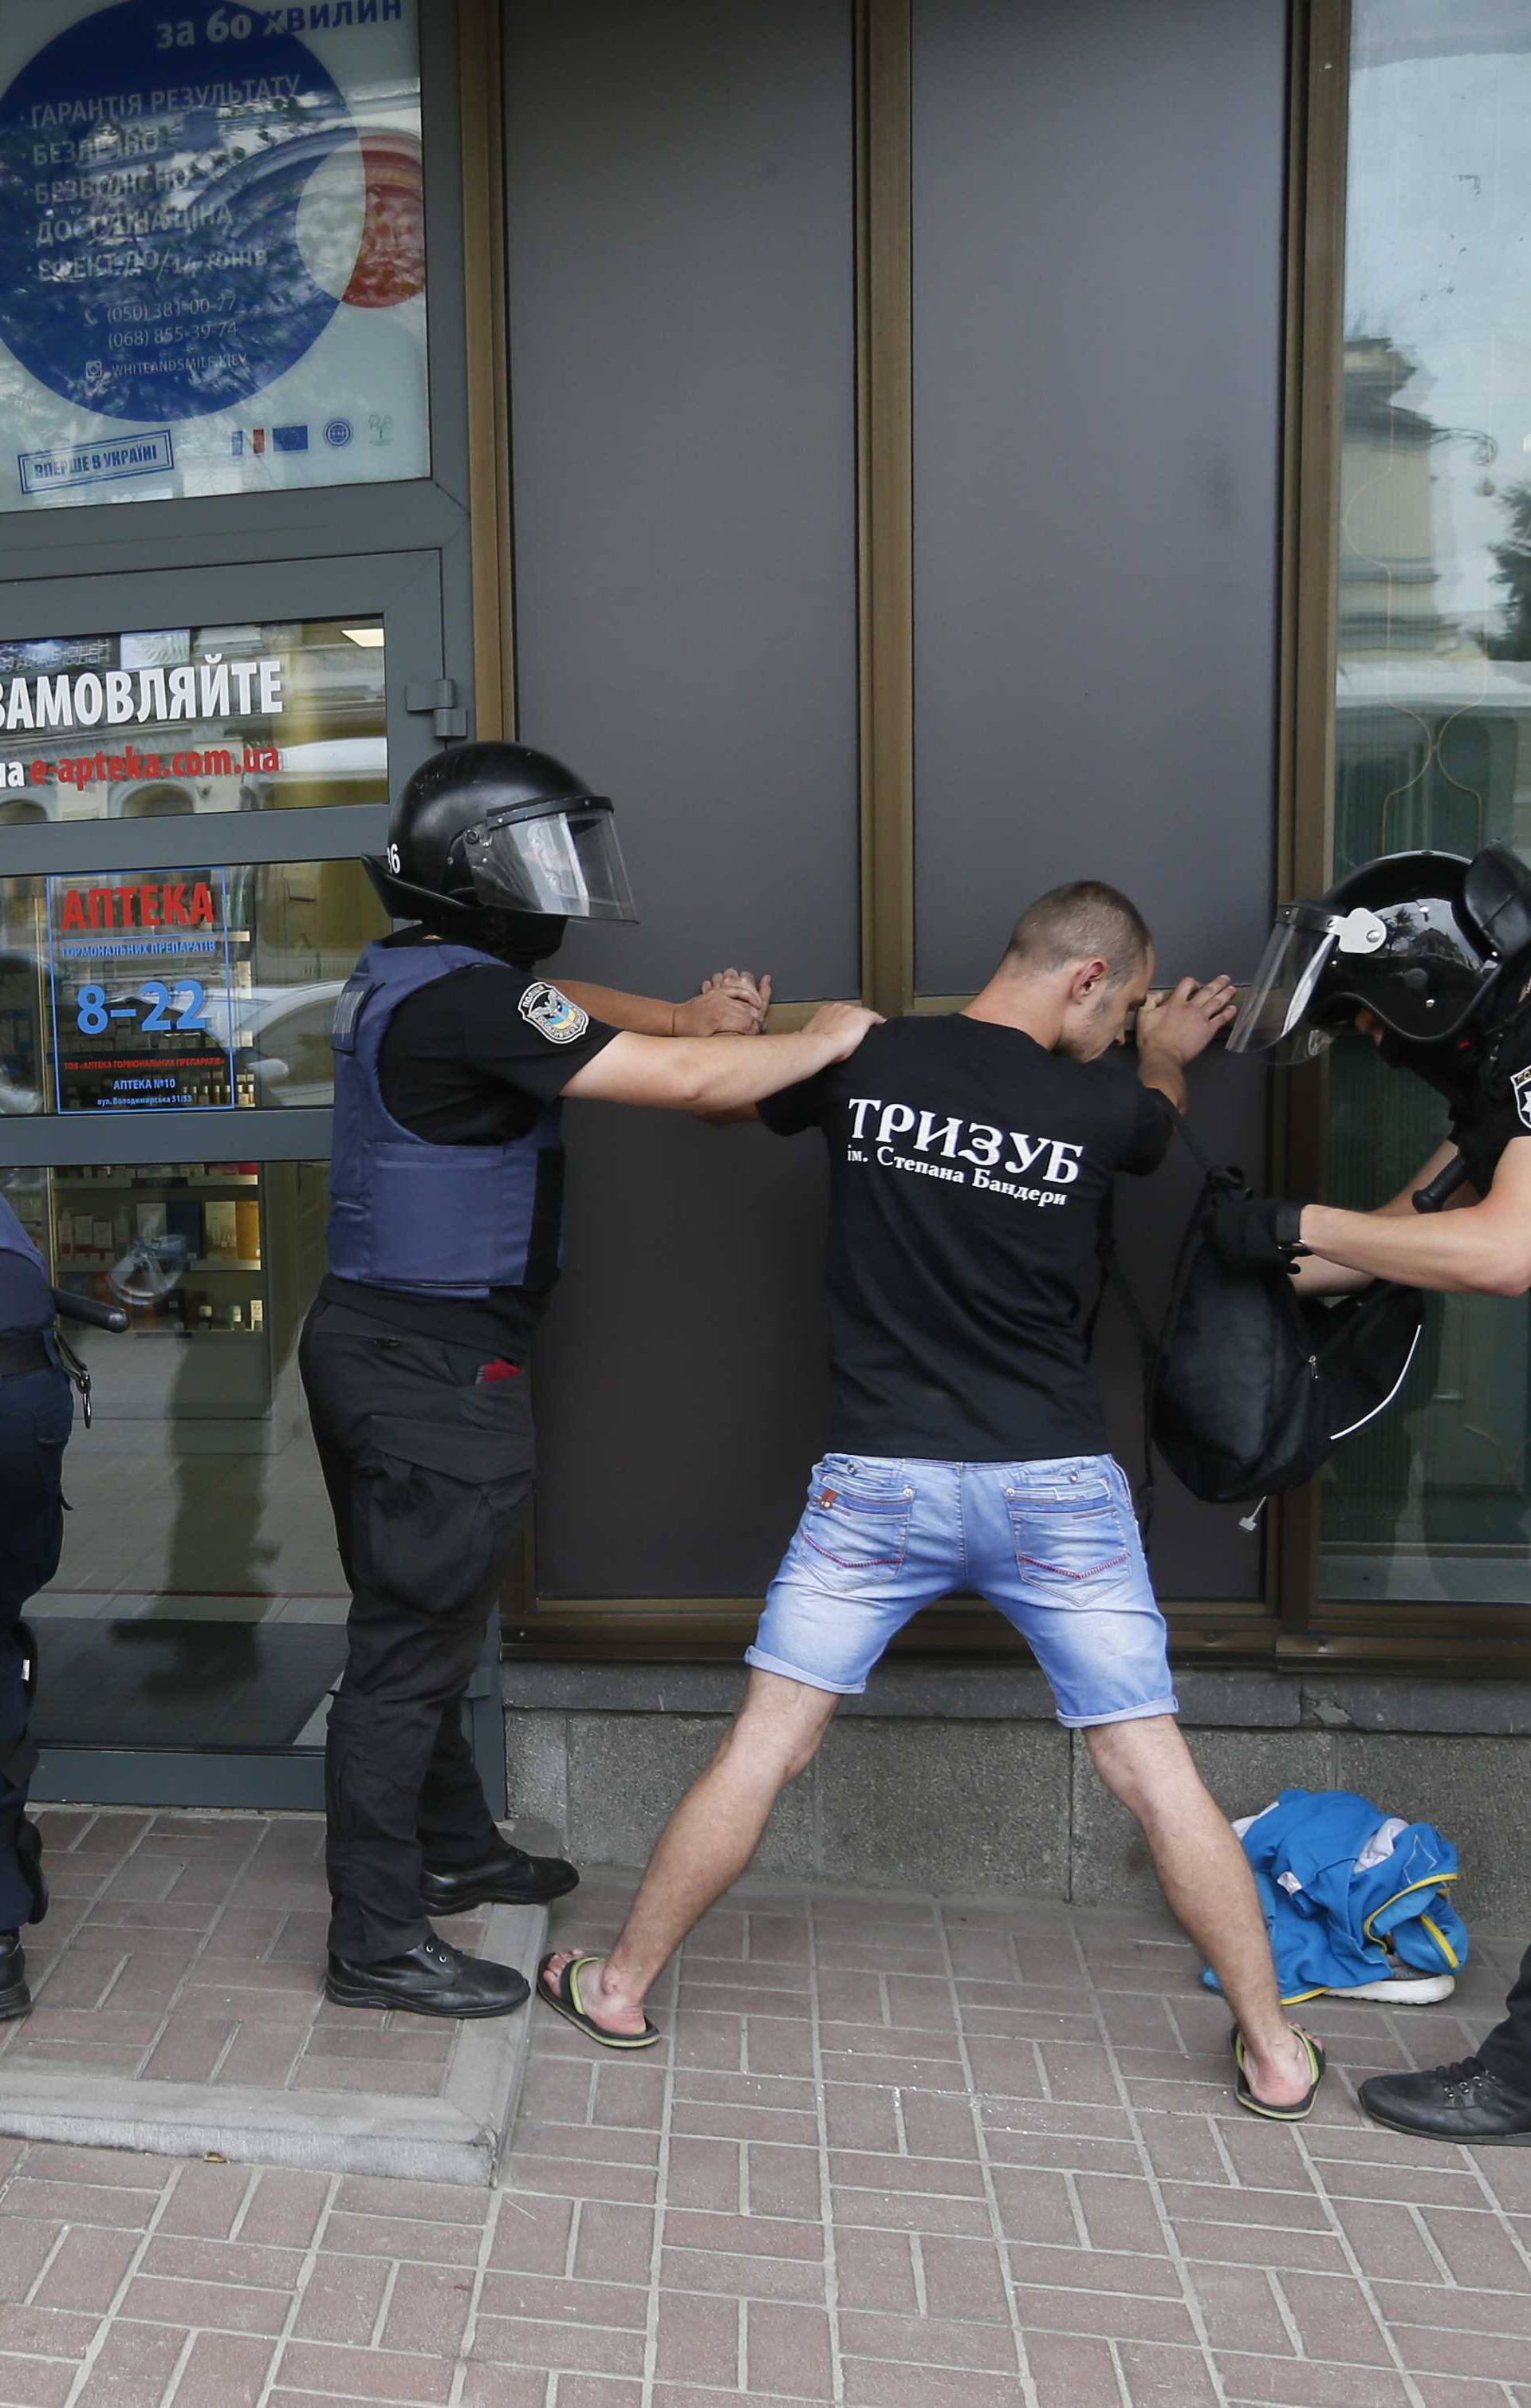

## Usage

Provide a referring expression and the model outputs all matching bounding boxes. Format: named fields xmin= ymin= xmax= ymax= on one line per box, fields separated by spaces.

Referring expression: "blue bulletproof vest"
xmin=326 ymin=940 xmax=563 ymax=1299
xmin=0 ymin=1196 xmax=53 ymax=1335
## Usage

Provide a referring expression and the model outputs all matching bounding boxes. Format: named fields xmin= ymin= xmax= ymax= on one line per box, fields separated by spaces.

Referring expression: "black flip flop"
xmin=537 ymin=1952 xmax=662 ymax=2051
xmin=1230 ymin=2024 xmax=1326 ymax=2122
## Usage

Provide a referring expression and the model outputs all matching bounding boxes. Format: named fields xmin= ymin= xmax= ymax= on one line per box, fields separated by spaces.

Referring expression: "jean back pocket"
xmin=801 ymin=1463 xmax=913 ymax=1578
xmin=1007 ymin=1483 xmax=1131 ymax=1589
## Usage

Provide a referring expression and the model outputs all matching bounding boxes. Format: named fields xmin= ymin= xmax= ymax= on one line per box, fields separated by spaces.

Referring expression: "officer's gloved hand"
xmin=1207 ymin=1192 xmax=1309 ymax=1273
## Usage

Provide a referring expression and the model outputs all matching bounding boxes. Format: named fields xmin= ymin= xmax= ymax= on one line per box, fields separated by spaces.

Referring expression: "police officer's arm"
xmin=561 ymin=1003 xmax=880 ymax=1112
xmin=1287 ymin=1142 xmax=1469 ymax=1295
xmin=557 ymin=971 xmax=771 ymax=1038
xmin=1294 ymin=1139 xmax=1531 ymax=1297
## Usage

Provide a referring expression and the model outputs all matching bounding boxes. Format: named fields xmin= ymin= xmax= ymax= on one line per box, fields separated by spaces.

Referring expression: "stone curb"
xmin=0 ymin=1901 xmax=546 ymax=2187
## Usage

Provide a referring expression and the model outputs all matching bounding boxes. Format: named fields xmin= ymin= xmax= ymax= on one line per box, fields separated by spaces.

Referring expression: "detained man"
xmin=538 ymin=881 xmax=1325 ymax=2121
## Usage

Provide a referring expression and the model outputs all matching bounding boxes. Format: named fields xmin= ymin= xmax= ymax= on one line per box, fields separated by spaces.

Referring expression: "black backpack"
xmin=1097 ymin=1127 xmax=1426 ymax=1521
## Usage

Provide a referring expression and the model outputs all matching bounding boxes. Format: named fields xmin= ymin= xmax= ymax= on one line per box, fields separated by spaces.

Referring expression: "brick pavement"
xmin=12 ymin=1809 xmax=490 ymax=2099
xmin=0 ymin=1862 xmax=1529 ymax=2406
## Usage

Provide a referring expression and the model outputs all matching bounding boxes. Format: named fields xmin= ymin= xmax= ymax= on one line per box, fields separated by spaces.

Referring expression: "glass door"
xmin=1317 ymin=3 xmax=1531 ymax=1617
xmin=0 ymin=554 xmax=502 ymax=1807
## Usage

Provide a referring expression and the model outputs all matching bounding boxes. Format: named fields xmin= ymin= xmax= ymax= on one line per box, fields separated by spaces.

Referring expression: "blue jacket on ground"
xmin=1202 ymin=1787 xmax=1468 ymax=2003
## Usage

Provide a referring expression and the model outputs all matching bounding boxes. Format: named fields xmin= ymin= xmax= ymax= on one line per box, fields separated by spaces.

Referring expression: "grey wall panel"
xmin=911 ymin=0 xmax=1289 ymax=1599
xmin=911 ymin=0 xmax=1287 ymax=998
xmin=503 ymin=0 xmax=859 ymax=1003
xmin=504 ymin=0 xmax=857 ymax=1597
xmin=535 ymin=1115 xmax=833 ymax=1598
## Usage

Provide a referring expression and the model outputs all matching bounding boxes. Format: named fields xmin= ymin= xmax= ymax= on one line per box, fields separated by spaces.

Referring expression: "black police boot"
xmin=420 ymin=1845 xmax=579 ymax=1916
xmin=325 ymin=1933 xmax=531 ymax=2020
xmin=0 ymin=1931 xmax=31 ymax=2022
xmin=1360 ymin=2059 xmax=1531 ymax=2145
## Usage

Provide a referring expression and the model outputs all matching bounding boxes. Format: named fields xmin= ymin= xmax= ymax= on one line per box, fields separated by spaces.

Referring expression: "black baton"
xmin=1411 ymin=1154 xmax=1470 ymax=1215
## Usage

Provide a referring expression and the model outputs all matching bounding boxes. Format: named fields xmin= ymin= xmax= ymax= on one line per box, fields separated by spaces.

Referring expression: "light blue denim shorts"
xmin=747 ymin=1452 xmax=1177 ymax=1728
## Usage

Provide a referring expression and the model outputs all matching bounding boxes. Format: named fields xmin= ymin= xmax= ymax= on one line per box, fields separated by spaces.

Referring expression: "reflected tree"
xmin=1486 ymin=484 xmax=1531 ymax=662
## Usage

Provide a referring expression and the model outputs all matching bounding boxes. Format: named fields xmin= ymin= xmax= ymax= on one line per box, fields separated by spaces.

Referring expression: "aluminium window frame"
xmin=0 ymin=547 xmax=451 ymax=1173
xmin=0 ymin=1 xmax=518 ymax=1796
xmin=495 ymin=0 xmax=1291 ymax=1670
xmin=1271 ymin=0 xmax=1531 ymax=1675
xmin=500 ymin=0 xmax=1531 ymax=1677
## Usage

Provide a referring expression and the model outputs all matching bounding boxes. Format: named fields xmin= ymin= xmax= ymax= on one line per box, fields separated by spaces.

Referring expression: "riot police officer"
xmin=308 ymin=740 xmax=878 ymax=2018
xmin=0 ymin=1194 xmax=71 ymax=2020
xmin=1219 ymin=842 xmax=1531 ymax=2143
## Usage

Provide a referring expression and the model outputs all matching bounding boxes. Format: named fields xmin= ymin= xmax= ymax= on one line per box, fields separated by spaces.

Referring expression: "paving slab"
xmin=0 ymin=1810 xmax=544 ymax=2185
xmin=0 ymin=1875 xmax=1521 ymax=2405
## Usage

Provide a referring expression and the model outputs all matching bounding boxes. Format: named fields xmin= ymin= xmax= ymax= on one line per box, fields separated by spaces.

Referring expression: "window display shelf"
xmin=59 ymin=1259 xmax=264 ymax=1276
xmin=52 ymin=1177 xmax=261 ymax=1193
xmin=134 ymin=1327 xmax=266 ymax=1341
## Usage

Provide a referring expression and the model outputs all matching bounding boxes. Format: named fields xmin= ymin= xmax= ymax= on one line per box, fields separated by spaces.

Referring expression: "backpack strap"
xmin=1086 ymin=1181 xmax=1156 ymax=1352
xmin=1169 ymin=1109 xmax=1218 ymax=1178
xmin=1089 ymin=1113 xmax=1228 ymax=1541
xmin=1089 ymin=1180 xmax=1171 ymax=1537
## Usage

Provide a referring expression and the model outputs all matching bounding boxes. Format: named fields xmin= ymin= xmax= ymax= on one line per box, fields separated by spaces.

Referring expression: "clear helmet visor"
xmin=1226 ymin=916 xmax=1336 ymax=1061
xmin=460 ymin=799 xmax=637 ymax=922
xmin=1227 ymin=901 xmax=1388 ymax=1063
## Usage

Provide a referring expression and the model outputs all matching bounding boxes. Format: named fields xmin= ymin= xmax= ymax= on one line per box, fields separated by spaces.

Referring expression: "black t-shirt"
xmin=1452 ymin=1094 xmax=1530 ymax=1200
xmin=325 ymin=930 xmax=618 ymax=1357
xmin=1454 ymin=1016 xmax=1531 ymax=1194
xmin=758 ymin=1014 xmax=1175 ymax=1461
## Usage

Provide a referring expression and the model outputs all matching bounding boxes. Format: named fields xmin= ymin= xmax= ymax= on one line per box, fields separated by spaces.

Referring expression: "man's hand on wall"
xmin=1135 ymin=975 xmax=1238 ymax=1067
xmin=676 ymin=970 xmax=773 ymax=1036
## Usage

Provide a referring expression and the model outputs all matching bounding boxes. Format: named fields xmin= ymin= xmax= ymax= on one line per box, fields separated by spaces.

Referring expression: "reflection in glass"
xmin=1322 ymin=2 xmax=1531 ymax=1604
xmin=0 ymin=617 xmax=386 ymax=828
xmin=4 ymin=1159 xmax=345 ymax=1755
xmin=0 ymin=856 xmax=385 ymax=1116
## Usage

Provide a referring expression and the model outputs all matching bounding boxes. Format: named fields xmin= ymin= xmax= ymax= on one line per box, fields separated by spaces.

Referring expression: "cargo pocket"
xmin=12 ymin=1389 xmax=70 ymax=1594
xmin=356 ymin=1413 xmax=533 ymax=1625
xmin=1008 ymin=1484 xmax=1132 ymax=1594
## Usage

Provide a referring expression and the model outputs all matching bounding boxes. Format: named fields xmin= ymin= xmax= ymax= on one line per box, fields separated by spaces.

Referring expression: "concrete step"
xmin=3 ymin=1811 xmax=554 ymax=2187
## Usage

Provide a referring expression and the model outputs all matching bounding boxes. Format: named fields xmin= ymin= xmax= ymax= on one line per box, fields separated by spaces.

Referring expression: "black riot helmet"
xmin=364 ymin=741 xmax=637 ymax=961
xmin=1227 ymin=846 xmax=1531 ymax=1066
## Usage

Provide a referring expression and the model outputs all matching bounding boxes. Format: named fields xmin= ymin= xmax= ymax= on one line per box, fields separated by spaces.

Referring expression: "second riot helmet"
xmin=1227 ymin=846 xmax=1531 ymax=1063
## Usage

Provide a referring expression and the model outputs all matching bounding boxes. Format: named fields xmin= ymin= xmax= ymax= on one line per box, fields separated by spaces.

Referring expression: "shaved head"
xmin=1004 ymin=881 xmax=1152 ymax=988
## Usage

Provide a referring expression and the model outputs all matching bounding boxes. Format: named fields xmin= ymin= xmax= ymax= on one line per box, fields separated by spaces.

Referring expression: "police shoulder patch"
xmin=1512 ymin=1066 xmax=1531 ymax=1132
xmin=518 ymin=979 xmax=590 ymax=1046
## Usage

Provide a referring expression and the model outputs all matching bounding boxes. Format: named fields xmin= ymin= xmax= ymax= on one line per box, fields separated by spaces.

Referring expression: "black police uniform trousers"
xmin=299 ymin=1294 xmax=534 ymax=1962
xmin=0 ymin=1353 xmax=70 ymax=1933
xmin=1478 ymin=1955 xmax=1531 ymax=2099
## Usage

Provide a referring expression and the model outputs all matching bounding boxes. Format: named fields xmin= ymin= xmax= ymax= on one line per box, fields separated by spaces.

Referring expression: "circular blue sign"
xmin=0 ymin=0 xmax=356 ymax=423
xmin=324 ymin=413 xmax=353 ymax=447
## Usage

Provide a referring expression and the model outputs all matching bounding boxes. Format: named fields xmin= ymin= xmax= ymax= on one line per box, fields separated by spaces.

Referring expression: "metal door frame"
xmin=0 ymin=548 xmax=499 ymax=1811
xmin=0 ymin=4 xmax=507 ymax=1805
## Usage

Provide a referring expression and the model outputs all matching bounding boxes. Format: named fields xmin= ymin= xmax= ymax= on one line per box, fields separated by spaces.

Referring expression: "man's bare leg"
xmin=543 ymin=1669 xmax=840 ymax=2038
xmin=1085 ymin=1715 xmax=1315 ymax=2108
